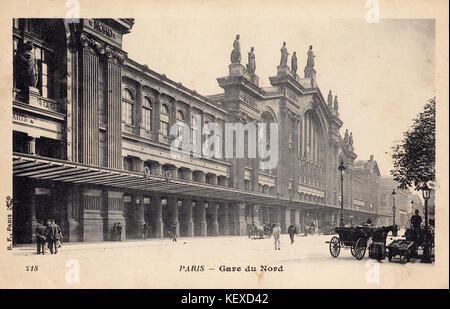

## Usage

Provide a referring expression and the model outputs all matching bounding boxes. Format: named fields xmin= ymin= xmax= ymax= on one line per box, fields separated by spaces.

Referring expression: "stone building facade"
xmin=12 ymin=18 xmax=392 ymax=243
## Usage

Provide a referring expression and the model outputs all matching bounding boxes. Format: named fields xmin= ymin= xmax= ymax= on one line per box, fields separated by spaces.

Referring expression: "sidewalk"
xmin=12 ymin=234 xmax=252 ymax=253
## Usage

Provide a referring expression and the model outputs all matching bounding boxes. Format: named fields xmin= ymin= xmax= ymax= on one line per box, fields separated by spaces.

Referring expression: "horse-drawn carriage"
xmin=248 ymin=223 xmax=273 ymax=239
xmin=328 ymin=225 xmax=398 ymax=260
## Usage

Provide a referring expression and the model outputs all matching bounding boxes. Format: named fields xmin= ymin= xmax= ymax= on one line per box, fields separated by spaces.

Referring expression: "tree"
xmin=391 ymin=98 xmax=435 ymax=191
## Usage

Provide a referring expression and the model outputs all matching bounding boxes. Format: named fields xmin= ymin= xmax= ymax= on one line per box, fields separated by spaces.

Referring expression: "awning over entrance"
xmin=13 ymin=152 xmax=390 ymax=217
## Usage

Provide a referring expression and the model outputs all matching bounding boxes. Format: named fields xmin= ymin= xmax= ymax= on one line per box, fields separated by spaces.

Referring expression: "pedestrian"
xmin=112 ymin=223 xmax=117 ymax=241
xmin=142 ymin=223 xmax=149 ymax=239
xmin=410 ymin=209 xmax=422 ymax=231
xmin=117 ymin=222 xmax=122 ymax=241
xmin=288 ymin=224 xmax=297 ymax=244
xmin=35 ymin=220 xmax=47 ymax=255
xmin=46 ymin=219 xmax=59 ymax=254
xmin=171 ymin=223 xmax=177 ymax=242
xmin=273 ymin=223 xmax=281 ymax=250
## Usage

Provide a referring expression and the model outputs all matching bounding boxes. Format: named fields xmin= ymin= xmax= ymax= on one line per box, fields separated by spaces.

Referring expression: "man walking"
xmin=117 ymin=222 xmax=123 ymax=241
xmin=46 ymin=219 xmax=60 ymax=254
xmin=288 ymin=224 xmax=298 ymax=244
xmin=273 ymin=223 xmax=281 ymax=250
xmin=35 ymin=220 xmax=47 ymax=255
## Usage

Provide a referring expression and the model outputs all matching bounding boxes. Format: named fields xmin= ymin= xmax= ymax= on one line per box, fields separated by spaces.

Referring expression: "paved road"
xmin=4 ymin=233 xmax=439 ymax=288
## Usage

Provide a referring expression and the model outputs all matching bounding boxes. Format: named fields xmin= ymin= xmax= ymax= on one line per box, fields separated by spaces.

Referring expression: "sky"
xmin=122 ymin=17 xmax=435 ymax=176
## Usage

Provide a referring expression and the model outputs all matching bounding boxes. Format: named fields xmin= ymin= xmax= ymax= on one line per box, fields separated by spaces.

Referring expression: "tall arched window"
xmin=159 ymin=103 xmax=170 ymax=137
xmin=122 ymin=88 xmax=134 ymax=125
xmin=142 ymin=97 xmax=152 ymax=131
xmin=176 ymin=110 xmax=185 ymax=145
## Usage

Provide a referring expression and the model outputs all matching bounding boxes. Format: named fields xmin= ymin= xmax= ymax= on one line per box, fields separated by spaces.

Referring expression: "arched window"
xmin=142 ymin=97 xmax=152 ymax=131
xmin=159 ymin=103 xmax=170 ymax=137
xmin=176 ymin=110 xmax=185 ymax=145
xmin=122 ymin=88 xmax=134 ymax=125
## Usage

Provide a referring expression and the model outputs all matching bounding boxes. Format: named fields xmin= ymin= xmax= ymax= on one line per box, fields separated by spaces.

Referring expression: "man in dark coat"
xmin=287 ymin=224 xmax=298 ymax=244
xmin=112 ymin=223 xmax=117 ymax=241
xmin=117 ymin=222 xmax=123 ymax=241
xmin=46 ymin=219 xmax=60 ymax=254
xmin=411 ymin=210 xmax=422 ymax=231
xmin=35 ymin=220 xmax=47 ymax=255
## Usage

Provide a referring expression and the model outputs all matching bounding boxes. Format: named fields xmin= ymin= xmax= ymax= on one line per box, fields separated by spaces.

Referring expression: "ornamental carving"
xmin=80 ymin=33 xmax=127 ymax=64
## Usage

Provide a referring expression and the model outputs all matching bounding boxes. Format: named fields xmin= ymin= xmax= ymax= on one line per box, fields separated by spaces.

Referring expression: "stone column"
xmin=195 ymin=200 xmax=207 ymax=236
xmin=152 ymin=193 xmax=163 ymax=238
xmin=134 ymin=158 xmax=144 ymax=173
xmin=106 ymin=50 xmax=123 ymax=169
xmin=184 ymin=169 xmax=193 ymax=181
xmin=281 ymin=207 xmax=290 ymax=234
xmin=228 ymin=204 xmax=236 ymax=235
xmin=253 ymin=205 xmax=260 ymax=226
xmin=235 ymin=202 xmax=247 ymax=236
xmin=30 ymin=189 xmax=37 ymax=243
xmin=28 ymin=136 xmax=37 ymax=155
xmin=105 ymin=190 xmax=125 ymax=241
xmin=81 ymin=187 xmax=103 ymax=242
xmin=151 ymin=162 xmax=162 ymax=176
xmin=168 ymin=196 xmax=179 ymax=236
xmin=80 ymin=39 xmax=99 ymax=165
xmin=182 ymin=197 xmax=194 ymax=237
xmin=218 ymin=203 xmax=229 ymax=236
xmin=135 ymin=194 xmax=145 ymax=238
xmin=295 ymin=209 xmax=301 ymax=228
xmin=208 ymin=201 xmax=219 ymax=236
xmin=196 ymin=171 xmax=206 ymax=183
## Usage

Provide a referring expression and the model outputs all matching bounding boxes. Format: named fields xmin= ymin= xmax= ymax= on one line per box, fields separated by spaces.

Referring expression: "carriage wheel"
xmin=350 ymin=245 xmax=356 ymax=257
xmin=354 ymin=238 xmax=367 ymax=260
xmin=329 ymin=236 xmax=340 ymax=258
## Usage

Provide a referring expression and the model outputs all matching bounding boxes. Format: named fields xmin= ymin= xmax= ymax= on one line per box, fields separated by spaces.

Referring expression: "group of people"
xmin=272 ymin=223 xmax=300 ymax=250
xmin=111 ymin=222 xmax=123 ymax=241
xmin=34 ymin=219 xmax=63 ymax=255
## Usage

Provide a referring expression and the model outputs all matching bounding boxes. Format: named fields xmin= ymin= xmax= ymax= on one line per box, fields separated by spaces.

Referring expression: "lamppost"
xmin=421 ymin=185 xmax=432 ymax=263
xmin=338 ymin=159 xmax=346 ymax=227
xmin=391 ymin=189 xmax=396 ymax=226
xmin=410 ymin=200 xmax=414 ymax=226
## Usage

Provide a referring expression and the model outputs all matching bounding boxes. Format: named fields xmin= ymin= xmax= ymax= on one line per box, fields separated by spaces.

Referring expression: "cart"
xmin=328 ymin=225 xmax=398 ymax=260
xmin=328 ymin=226 xmax=371 ymax=260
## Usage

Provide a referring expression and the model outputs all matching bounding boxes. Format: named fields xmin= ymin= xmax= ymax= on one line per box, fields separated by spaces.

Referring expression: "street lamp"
xmin=338 ymin=159 xmax=346 ymax=227
xmin=391 ymin=189 xmax=396 ymax=226
xmin=421 ymin=184 xmax=432 ymax=263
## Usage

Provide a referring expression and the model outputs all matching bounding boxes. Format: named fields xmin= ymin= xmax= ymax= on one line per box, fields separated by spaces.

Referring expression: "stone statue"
xmin=334 ymin=95 xmax=339 ymax=111
xmin=291 ymin=51 xmax=298 ymax=75
xmin=14 ymin=41 xmax=39 ymax=91
xmin=307 ymin=45 xmax=315 ymax=67
xmin=280 ymin=42 xmax=289 ymax=67
xmin=230 ymin=34 xmax=241 ymax=64
xmin=246 ymin=47 xmax=256 ymax=74
xmin=349 ymin=132 xmax=353 ymax=146
xmin=344 ymin=129 xmax=349 ymax=144
xmin=327 ymin=90 xmax=333 ymax=107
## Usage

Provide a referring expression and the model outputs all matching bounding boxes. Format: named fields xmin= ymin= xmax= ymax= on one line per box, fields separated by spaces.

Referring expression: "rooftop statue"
xmin=291 ymin=51 xmax=298 ymax=75
xmin=247 ymin=47 xmax=256 ymax=74
xmin=230 ymin=34 xmax=241 ymax=64
xmin=334 ymin=95 xmax=339 ymax=111
xmin=344 ymin=129 xmax=349 ymax=144
xmin=280 ymin=42 xmax=289 ymax=67
xmin=328 ymin=90 xmax=333 ymax=107
xmin=349 ymin=132 xmax=354 ymax=146
xmin=307 ymin=45 xmax=315 ymax=67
